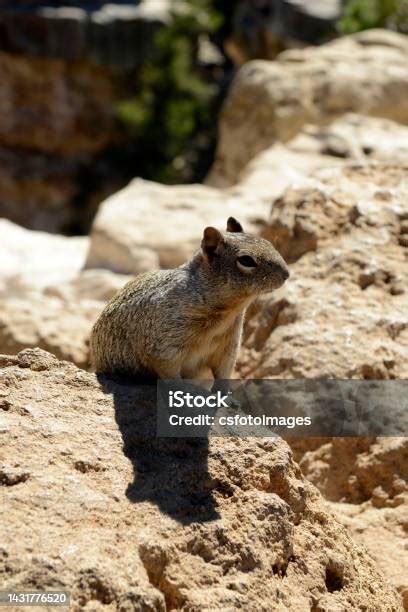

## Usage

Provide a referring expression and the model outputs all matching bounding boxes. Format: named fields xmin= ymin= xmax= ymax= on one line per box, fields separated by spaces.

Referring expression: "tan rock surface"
xmin=294 ymin=438 xmax=408 ymax=608
xmin=43 ymin=269 xmax=133 ymax=304
xmin=85 ymin=179 xmax=267 ymax=275
xmin=333 ymin=501 xmax=408 ymax=610
xmin=240 ymin=162 xmax=408 ymax=379
xmin=0 ymin=296 xmax=99 ymax=370
xmin=238 ymin=161 xmax=408 ymax=607
xmin=0 ymin=348 xmax=402 ymax=610
xmin=228 ymin=113 xmax=408 ymax=199
xmin=0 ymin=270 xmax=132 ymax=369
xmin=210 ymin=30 xmax=408 ymax=185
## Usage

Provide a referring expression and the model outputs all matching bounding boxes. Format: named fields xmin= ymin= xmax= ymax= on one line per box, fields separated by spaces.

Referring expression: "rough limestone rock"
xmin=0 ymin=297 xmax=99 ymax=370
xmin=230 ymin=113 xmax=408 ymax=196
xmin=85 ymin=179 xmax=268 ymax=274
xmin=294 ymin=437 xmax=408 ymax=505
xmin=0 ymin=270 xmax=131 ymax=369
xmin=240 ymin=162 xmax=408 ymax=379
xmin=0 ymin=220 xmax=89 ymax=297
xmin=293 ymin=438 xmax=408 ymax=607
xmin=0 ymin=348 xmax=402 ymax=610
xmin=238 ymin=160 xmax=408 ymax=607
xmin=210 ymin=30 xmax=408 ymax=185
xmin=333 ymin=499 xmax=408 ymax=610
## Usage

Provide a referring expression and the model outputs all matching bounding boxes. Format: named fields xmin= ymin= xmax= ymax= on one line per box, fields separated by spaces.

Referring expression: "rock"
xmin=239 ymin=162 xmax=408 ymax=379
xmin=285 ymin=114 xmax=408 ymax=163
xmin=295 ymin=438 xmax=408 ymax=505
xmin=0 ymin=2 xmax=174 ymax=233
xmin=0 ymin=1 xmax=170 ymax=68
xmin=0 ymin=348 xmax=402 ymax=610
xmin=0 ymin=50 xmax=119 ymax=232
xmin=0 ymin=296 xmax=100 ymax=370
xmin=0 ymin=220 xmax=89 ymax=298
xmin=85 ymin=178 xmax=267 ymax=274
xmin=238 ymin=160 xmax=408 ymax=608
xmin=333 ymin=500 xmax=408 ymax=609
xmin=210 ymin=30 xmax=408 ymax=185
xmin=0 ymin=52 xmax=115 ymax=157
xmin=0 ymin=269 xmax=132 ymax=369
xmin=226 ymin=113 xmax=408 ymax=196
xmin=0 ymin=147 xmax=81 ymax=233
xmin=43 ymin=269 xmax=133 ymax=303
xmin=0 ymin=222 xmax=131 ymax=368
xmin=292 ymin=438 xmax=408 ymax=606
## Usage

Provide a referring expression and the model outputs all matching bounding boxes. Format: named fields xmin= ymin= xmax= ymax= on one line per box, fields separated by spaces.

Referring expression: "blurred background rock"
xmin=1 ymin=0 xmax=405 ymax=234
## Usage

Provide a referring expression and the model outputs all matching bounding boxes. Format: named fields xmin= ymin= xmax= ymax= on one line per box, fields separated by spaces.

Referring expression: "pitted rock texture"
xmin=239 ymin=162 xmax=408 ymax=379
xmin=210 ymin=30 xmax=408 ymax=185
xmin=291 ymin=437 xmax=408 ymax=608
xmin=227 ymin=113 xmax=408 ymax=196
xmin=237 ymin=159 xmax=408 ymax=608
xmin=0 ymin=348 xmax=402 ymax=610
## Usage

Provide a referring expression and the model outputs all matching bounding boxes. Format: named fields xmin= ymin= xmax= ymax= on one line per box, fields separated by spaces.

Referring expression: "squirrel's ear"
xmin=227 ymin=217 xmax=243 ymax=233
xmin=202 ymin=226 xmax=223 ymax=259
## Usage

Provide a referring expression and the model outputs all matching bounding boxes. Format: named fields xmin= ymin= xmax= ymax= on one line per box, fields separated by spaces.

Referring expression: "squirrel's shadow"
xmin=96 ymin=374 xmax=219 ymax=525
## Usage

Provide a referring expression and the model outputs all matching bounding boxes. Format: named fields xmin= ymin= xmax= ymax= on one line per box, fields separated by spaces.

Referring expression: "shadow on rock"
xmin=96 ymin=374 xmax=219 ymax=525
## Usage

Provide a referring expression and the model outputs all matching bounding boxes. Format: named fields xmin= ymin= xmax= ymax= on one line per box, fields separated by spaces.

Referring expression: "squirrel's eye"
xmin=237 ymin=255 xmax=257 ymax=268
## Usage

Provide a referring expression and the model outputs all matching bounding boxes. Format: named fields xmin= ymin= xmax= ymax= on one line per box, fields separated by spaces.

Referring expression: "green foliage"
xmin=338 ymin=0 xmax=408 ymax=34
xmin=115 ymin=0 xmax=224 ymax=184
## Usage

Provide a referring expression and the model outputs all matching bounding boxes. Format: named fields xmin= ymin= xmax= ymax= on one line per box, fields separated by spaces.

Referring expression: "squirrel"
xmin=90 ymin=217 xmax=289 ymax=381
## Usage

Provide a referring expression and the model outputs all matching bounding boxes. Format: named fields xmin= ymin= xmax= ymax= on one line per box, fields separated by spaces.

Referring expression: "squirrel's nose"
xmin=282 ymin=266 xmax=290 ymax=281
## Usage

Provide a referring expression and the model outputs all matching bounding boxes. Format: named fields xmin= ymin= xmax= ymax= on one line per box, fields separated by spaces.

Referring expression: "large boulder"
xmin=0 ymin=348 xmax=402 ymax=610
xmin=210 ymin=30 xmax=408 ymax=185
